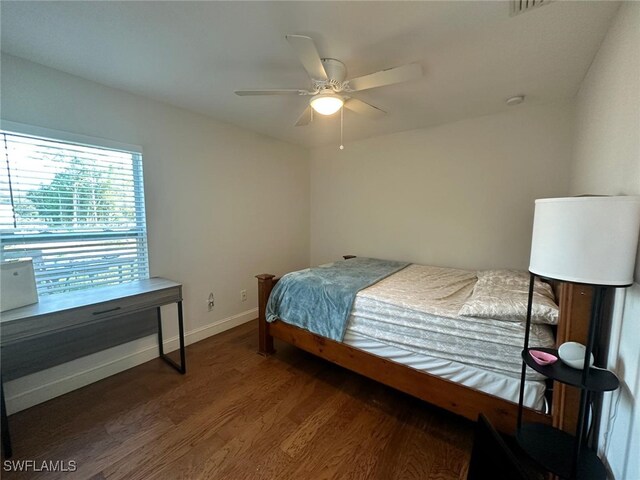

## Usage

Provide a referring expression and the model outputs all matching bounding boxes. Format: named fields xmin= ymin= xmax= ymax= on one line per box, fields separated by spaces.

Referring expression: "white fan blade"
xmin=235 ymin=89 xmax=306 ymax=96
xmin=348 ymin=63 xmax=422 ymax=92
xmin=344 ymin=98 xmax=386 ymax=119
xmin=295 ymin=106 xmax=313 ymax=126
xmin=285 ymin=35 xmax=328 ymax=81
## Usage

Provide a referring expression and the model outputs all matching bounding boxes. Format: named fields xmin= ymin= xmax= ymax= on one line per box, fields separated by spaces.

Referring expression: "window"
xmin=0 ymin=127 xmax=149 ymax=296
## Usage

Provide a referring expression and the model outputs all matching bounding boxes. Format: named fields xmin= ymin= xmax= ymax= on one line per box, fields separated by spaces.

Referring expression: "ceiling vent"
xmin=511 ymin=0 xmax=551 ymax=16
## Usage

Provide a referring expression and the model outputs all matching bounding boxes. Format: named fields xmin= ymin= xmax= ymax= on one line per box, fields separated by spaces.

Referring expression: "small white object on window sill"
xmin=0 ymin=259 xmax=39 ymax=312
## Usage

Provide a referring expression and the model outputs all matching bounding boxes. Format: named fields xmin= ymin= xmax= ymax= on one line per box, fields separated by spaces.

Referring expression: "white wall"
xmin=569 ymin=3 xmax=640 ymax=479
xmin=310 ymin=103 xmax=574 ymax=269
xmin=0 ymin=54 xmax=310 ymax=413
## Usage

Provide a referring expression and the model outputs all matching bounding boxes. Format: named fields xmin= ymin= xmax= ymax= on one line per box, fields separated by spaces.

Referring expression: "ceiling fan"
xmin=235 ymin=35 xmax=423 ymax=127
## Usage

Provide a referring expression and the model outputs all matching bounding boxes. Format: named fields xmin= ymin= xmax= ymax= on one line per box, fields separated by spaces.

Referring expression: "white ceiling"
xmin=1 ymin=1 xmax=620 ymax=148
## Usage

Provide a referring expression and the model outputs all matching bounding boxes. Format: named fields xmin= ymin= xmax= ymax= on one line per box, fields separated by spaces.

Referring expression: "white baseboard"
xmin=4 ymin=308 xmax=257 ymax=414
xmin=181 ymin=307 xmax=257 ymax=348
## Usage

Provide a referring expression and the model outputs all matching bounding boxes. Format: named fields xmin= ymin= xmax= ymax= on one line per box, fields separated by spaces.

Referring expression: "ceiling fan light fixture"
xmin=310 ymin=93 xmax=344 ymax=115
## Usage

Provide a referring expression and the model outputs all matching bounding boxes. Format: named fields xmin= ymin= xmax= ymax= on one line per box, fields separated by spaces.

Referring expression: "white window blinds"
xmin=0 ymin=130 xmax=149 ymax=296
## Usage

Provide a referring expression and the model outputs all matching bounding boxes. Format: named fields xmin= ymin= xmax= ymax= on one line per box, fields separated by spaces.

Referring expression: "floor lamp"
xmin=524 ymin=195 xmax=640 ymax=478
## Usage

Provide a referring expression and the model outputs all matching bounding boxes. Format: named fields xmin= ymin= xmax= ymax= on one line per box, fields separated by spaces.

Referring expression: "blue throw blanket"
xmin=266 ymin=257 xmax=409 ymax=341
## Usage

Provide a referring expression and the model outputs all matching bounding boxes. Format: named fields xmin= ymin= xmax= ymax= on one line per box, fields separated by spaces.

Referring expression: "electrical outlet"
xmin=240 ymin=289 xmax=247 ymax=302
xmin=208 ymin=292 xmax=215 ymax=311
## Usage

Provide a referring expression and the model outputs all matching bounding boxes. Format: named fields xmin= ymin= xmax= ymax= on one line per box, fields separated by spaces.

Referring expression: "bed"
xmin=256 ymin=256 xmax=590 ymax=433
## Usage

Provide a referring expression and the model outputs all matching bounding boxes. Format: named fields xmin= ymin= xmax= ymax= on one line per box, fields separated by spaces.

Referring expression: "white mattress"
xmin=343 ymin=330 xmax=546 ymax=410
xmin=343 ymin=264 xmax=555 ymax=411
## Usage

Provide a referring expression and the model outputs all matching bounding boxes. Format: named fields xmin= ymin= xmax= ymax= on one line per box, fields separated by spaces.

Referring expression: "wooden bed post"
xmin=256 ymin=274 xmax=276 ymax=356
xmin=552 ymin=282 xmax=594 ymax=433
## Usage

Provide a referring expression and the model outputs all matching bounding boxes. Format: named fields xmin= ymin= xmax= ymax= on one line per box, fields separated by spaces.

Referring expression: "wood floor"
xmin=2 ymin=320 xmax=474 ymax=480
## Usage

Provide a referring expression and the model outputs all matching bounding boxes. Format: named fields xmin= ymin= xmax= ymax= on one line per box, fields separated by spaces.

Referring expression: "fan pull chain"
xmin=339 ymin=107 xmax=344 ymax=150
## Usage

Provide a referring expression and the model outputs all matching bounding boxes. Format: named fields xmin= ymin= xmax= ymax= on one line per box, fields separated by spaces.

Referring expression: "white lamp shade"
xmin=529 ymin=196 xmax=640 ymax=286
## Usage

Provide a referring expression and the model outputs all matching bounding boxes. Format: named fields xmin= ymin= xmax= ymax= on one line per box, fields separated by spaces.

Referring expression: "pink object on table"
xmin=529 ymin=350 xmax=558 ymax=366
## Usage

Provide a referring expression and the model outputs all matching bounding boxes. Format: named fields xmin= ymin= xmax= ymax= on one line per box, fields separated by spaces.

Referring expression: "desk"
xmin=0 ymin=277 xmax=186 ymax=458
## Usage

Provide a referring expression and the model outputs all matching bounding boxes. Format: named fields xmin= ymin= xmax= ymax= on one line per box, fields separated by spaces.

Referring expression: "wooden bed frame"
xmin=256 ymin=258 xmax=590 ymax=434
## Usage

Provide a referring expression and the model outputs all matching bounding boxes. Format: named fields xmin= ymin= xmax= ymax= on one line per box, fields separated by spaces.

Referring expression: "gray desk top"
xmin=0 ymin=277 xmax=181 ymax=323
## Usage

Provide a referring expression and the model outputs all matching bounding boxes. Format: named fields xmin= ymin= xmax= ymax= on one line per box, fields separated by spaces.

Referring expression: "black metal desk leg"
xmin=1 ymin=375 xmax=12 ymax=458
xmin=177 ymin=301 xmax=186 ymax=374
xmin=157 ymin=302 xmax=186 ymax=375
xmin=156 ymin=306 xmax=164 ymax=356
